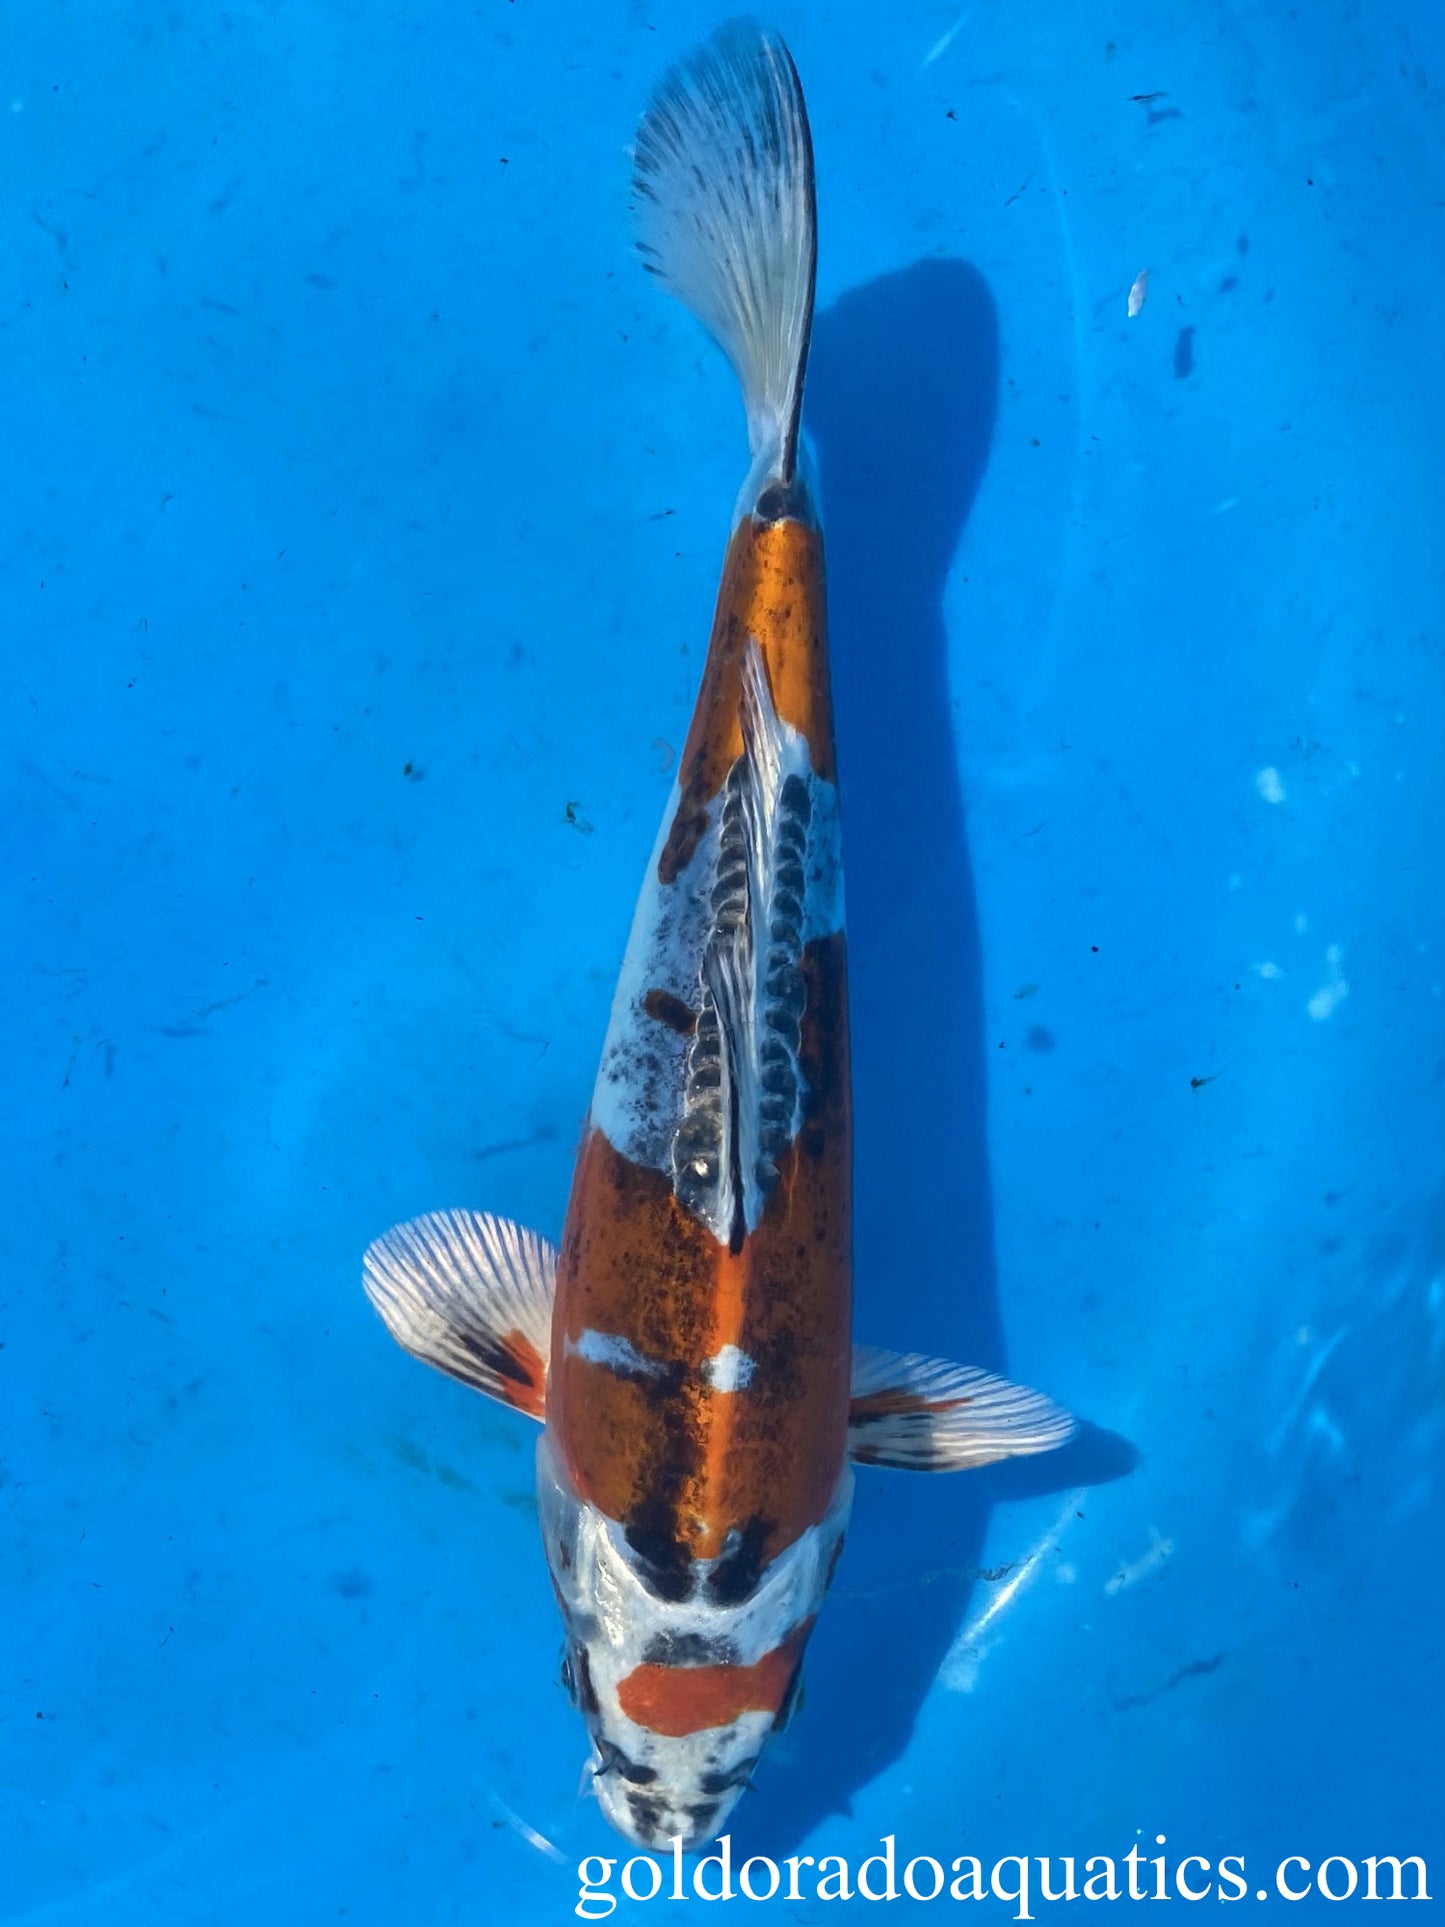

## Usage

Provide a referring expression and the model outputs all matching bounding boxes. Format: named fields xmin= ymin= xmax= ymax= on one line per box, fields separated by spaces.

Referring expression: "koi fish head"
xmin=539 ymin=1435 xmax=851 ymax=1850
xmin=566 ymin=1628 xmax=792 ymax=1851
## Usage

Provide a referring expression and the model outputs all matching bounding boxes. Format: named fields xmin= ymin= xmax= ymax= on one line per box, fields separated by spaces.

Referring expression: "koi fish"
xmin=362 ymin=19 xmax=1075 ymax=1853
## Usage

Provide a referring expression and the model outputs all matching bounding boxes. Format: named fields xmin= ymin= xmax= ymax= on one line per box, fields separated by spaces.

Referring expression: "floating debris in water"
xmin=1127 ymin=269 xmax=1150 ymax=317
xmin=1307 ymin=944 xmax=1349 ymax=1021
xmin=1105 ymin=1525 xmax=1174 ymax=1594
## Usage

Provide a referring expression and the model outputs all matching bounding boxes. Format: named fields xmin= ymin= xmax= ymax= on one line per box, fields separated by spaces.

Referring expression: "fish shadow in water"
xmin=740 ymin=259 xmax=1134 ymax=1854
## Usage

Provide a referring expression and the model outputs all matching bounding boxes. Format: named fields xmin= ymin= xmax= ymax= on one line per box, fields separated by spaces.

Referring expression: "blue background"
xmin=5 ymin=1 xmax=1443 ymax=1919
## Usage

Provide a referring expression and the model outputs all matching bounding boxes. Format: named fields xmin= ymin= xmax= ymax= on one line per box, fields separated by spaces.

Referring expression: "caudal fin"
xmin=633 ymin=19 xmax=816 ymax=497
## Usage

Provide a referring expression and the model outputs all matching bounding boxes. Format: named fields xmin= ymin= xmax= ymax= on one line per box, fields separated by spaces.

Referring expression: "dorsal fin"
xmin=671 ymin=641 xmax=812 ymax=1242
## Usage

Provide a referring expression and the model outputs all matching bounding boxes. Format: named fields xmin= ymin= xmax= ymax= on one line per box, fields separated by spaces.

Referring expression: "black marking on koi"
xmin=642 ymin=1629 xmax=740 ymax=1666
xmin=706 ymin=1514 xmax=773 ymax=1605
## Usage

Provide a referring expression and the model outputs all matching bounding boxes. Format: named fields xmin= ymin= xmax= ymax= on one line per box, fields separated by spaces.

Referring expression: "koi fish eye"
xmin=560 ymin=1642 xmax=600 ymax=1718
xmin=591 ymin=1735 xmax=660 ymax=1786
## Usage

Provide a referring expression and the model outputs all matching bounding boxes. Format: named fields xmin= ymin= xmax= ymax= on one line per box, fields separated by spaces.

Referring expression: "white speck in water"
xmin=487 ymin=1794 xmax=565 ymax=1864
xmin=1293 ymin=911 xmax=1310 ymax=935
xmin=1213 ymin=497 xmax=1240 ymax=514
xmin=1055 ymin=1561 xmax=1077 ymax=1585
xmin=938 ymin=1493 xmax=1085 ymax=1691
xmin=1127 ymin=269 xmax=1149 ymax=317
xmin=1104 ymin=1526 xmax=1174 ymax=1595
xmin=921 ymin=13 xmax=967 ymax=67
xmin=940 ymin=1646 xmax=983 ymax=1693
xmin=1308 ymin=983 xmax=1347 ymax=1021
xmin=1307 ymin=945 xmax=1348 ymax=1021
xmin=1255 ymin=961 xmax=1283 ymax=980
xmin=1256 ymin=766 xmax=1286 ymax=804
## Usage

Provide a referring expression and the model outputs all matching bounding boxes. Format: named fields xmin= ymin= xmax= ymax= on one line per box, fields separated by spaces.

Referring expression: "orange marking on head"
xmin=616 ymin=1619 xmax=814 ymax=1738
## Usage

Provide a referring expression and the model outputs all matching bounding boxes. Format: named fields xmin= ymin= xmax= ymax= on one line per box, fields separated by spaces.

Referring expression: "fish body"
xmin=363 ymin=20 xmax=1075 ymax=1853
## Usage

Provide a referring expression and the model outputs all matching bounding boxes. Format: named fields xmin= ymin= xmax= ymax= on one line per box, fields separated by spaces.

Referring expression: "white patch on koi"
xmin=702 ymin=1344 xmax=756 ymax=1392
xmin=570 ymin=1329 xmax=667 ymax=1380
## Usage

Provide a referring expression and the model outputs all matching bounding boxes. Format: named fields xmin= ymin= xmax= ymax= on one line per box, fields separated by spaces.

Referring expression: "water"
xmin=5 ymin=2 xmax=1443 ymax=1920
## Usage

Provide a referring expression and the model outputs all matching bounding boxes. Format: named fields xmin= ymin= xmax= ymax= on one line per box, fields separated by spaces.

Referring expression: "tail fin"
xmin=633 ymin=19 xmax=816 ymax=501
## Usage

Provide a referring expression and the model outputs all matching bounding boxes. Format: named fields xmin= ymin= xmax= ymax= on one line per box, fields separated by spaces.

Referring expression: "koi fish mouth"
xmin=589 ymin=1734 xmax=758 ymax=1852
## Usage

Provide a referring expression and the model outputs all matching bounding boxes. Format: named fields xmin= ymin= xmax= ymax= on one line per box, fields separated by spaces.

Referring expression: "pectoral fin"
xmin=362 ymin=1209 xmax=555 ymax=1419
xmin=848 ymin=1345 xmax=1075 ymax=1471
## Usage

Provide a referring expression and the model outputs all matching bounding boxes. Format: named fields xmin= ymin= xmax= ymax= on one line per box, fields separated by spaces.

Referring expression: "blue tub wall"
xmin=5 ymin=0 xmax=1443 ymax=1919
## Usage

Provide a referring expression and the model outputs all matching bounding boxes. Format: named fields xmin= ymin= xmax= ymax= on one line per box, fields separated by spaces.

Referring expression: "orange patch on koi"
xmin=617 ymin=1619 xmax=814 ymax=1737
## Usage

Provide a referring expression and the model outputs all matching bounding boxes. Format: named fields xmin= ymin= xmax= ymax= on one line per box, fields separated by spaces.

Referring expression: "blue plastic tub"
xmin=5 ymin=2 xmax=1441 ymax=1919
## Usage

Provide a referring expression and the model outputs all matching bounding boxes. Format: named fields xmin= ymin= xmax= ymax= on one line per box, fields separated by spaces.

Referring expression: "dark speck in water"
xmin=1025 ymin=1026 xmax=1055 ymax=1053
xmin=389 ymin=1435 xmax=429 ymax=1474
xmin=1174 ymin=326 xmax=1196 ymax=379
